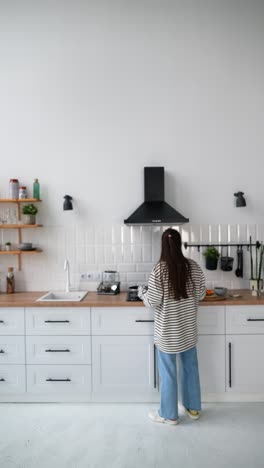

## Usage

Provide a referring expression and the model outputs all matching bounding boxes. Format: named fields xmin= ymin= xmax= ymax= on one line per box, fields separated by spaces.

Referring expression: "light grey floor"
xmin=0 ymin=402 xmax=263 ymax=468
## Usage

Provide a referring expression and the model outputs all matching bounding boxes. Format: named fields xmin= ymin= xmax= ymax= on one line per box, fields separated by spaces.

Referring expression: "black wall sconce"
xmin=63 ymin=195 xmax=73 ymax=211
xmin=234 ymin=191 xmax=246 ymax=207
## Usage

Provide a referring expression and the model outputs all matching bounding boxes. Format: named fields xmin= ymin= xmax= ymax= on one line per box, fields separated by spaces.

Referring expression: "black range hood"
xmin=124 ymin=167 xmax=189 ymax=226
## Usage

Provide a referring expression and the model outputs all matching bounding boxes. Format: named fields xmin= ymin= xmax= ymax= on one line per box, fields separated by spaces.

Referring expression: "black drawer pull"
xmin=229 ymin=342 xmax=232 ymax=388
xmin=247 ymin=318 xmax=264 ymax=321
xmin=46 ymin=378 xmax=71 ymax=382
xmin=0 ymin=349 xmax=5 ymax=354
xmin=45 ymin=349 xmax=70 ymax=353
xmin=153 ymin=345 xmax=157 ymax=389
xmin=0 ymin=378 xmax=5 ymax=382
xmin=44 ymin=320 xmax=70 ymax=323
xmin=135 ymin=320 xmax=154 ymax=323
xmin=0 ymin=320 xmax=4 ymax=323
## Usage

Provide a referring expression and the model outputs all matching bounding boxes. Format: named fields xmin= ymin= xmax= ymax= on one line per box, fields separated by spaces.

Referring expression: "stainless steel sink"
xmin=36 ymin=291 xmax=88 ymax=302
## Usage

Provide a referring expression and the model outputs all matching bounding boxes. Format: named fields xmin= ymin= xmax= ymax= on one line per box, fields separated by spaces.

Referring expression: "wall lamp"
xmin=63 ymin=195 xmax=73 ymax=211
xmin=234 ymin=191 xmax=246 ymax=207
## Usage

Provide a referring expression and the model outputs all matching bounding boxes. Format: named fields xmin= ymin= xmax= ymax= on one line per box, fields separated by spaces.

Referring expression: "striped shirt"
xmin=138 ymin=259 xmax=206 ymax=354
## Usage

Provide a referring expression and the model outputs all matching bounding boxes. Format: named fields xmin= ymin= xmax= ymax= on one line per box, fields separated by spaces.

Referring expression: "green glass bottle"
xmin=33 ymin=178 xmax=40 ymax=199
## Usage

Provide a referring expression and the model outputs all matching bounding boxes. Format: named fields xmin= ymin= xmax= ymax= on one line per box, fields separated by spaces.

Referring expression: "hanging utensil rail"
xmin=183 ymin=241 xmax=261 ymax=252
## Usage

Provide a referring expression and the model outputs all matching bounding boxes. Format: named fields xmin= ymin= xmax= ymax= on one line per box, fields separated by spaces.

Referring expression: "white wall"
xmin=0 ymin=1 xmax=264 ymax=290
xmin=0 ymin=0 xmax=264 ymax=225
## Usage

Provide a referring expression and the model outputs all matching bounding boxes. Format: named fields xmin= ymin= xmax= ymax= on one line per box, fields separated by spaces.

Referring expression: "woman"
xmin=138 ymin=228 xmax=206 ymax=425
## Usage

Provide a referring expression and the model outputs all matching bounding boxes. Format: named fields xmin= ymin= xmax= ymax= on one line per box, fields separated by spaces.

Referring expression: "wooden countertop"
xmin=0 ymin=290 xmax=264 ymax=307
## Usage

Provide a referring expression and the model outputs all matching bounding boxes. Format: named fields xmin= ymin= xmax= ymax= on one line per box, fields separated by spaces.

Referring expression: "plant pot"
xmin=250 ymin=279 xmax=263 ymax=291
xmin=23 ymin=214 xmax=36 ymax=225
xmin=205 ymin=257 xmax=218 ymax=271
xmin=5 ymin=245 xmax=11 ymax=251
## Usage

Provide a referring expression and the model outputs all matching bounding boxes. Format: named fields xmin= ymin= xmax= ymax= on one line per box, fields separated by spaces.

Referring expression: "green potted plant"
xmin=203 ymin=246 xmax=220 ymax=270
xmin=5 ymin=241 xmax=11 ymax=251
xmin=22 ymin=204 xmax=38 ymax=225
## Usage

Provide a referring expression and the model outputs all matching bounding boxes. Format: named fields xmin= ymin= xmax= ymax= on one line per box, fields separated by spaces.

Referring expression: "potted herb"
xmin=22 ymin=204 xmax=38 ymax=225
xmin=203 ymin=246 xmax=220 ymax=270
xmin=5 ymin=242 xmax=11 ymax=251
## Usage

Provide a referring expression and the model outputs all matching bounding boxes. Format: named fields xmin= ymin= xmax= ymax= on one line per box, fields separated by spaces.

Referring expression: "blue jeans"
xmin=157 ymin=346 xmax=201 ymax=420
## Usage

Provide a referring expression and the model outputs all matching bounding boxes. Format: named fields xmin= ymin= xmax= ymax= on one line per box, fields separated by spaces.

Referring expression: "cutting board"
xmin=203 ymin=295 xmax=226 ymax=301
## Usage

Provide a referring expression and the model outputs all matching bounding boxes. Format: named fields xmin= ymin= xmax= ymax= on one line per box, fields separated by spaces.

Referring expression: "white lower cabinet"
xmin=27 ymin=365 xmax=92 ymax=393
xmin=26 ymin=336 xmax=91 ymax=365
xmin=0 ymin=365 xmax=26 ymax=393
xmin=92 ymin=336 xmax=158 ymax=394
xmin=226 ymin=335 xmax=264 ymax=394
xmin=197 ymin=335 xmax=225 ymax=394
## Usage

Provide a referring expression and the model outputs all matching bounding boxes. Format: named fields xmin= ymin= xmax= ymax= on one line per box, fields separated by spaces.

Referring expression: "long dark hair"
xmin=159 ymin=228 xmax=192 ymax=300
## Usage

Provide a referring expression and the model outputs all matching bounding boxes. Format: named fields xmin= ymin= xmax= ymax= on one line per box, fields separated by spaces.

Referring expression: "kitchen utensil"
xmin=220 ymin=247 xmax=234 ymax=272
xmin=235 ymin=246 xmax=243 ymax=277
xmin=202 ymin=295 xmax=226 ymax=301
xmin=102 ymin=271 xmax=119 ymax=283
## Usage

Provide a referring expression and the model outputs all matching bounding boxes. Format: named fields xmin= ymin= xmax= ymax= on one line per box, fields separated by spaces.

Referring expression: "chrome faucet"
xmin=64 ymin=259 xmax=70 ymax=293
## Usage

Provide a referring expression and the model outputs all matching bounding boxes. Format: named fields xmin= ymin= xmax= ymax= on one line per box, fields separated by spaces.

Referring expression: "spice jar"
xmin=6 ymin=267 xmax=15 ymax=294
xmin=9 ymin=179 xmax=19 ymax=199
xmin=19 ymin=186 xmax=27 ymax=199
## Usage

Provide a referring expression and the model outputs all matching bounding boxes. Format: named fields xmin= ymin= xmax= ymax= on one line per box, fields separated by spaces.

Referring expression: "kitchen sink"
xmin=36 ymin=291 xmax=88 ymax=302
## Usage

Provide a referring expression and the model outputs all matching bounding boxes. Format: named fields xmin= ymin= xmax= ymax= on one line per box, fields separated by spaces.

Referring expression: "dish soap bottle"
xmin=6 ymin=267 xmax=15 ymax=294
xmin=33 ymin=178 xmax=40 ymax=199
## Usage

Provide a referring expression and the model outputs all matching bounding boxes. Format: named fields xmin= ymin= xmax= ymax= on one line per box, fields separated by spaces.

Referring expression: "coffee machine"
xmin=97 ymin=271 xmax=120 ymax=295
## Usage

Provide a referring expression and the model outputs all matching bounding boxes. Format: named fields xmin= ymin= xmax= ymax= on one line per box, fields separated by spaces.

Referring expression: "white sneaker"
xmin=148 ymin=410 xmax=178 ymax=425
xmin=182 ymin=406 xmax=200 ymax=420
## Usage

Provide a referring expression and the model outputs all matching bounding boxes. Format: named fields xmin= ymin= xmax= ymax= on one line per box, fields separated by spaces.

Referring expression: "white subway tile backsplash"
xmin=137 ymin=263 xmax=154 ymax=272
xmin=127 ymin=272 xmax=146 ymax=282
xmin=143 ymin=245 xmax=152 ymax=263
xmin=123 ymin=245 xmax=133 ymax=262
xmin=118 ymin=263 xmax=136 ymax=272
xmin=10 ymin=222 xmax=262 ymax=292
xmin=133 ymin=245 xmax=142 ymax=263
xmin=142 ymin=226 xmax=152 ymax=245
xmin=122 ymin=226 xmax=132 ymax=244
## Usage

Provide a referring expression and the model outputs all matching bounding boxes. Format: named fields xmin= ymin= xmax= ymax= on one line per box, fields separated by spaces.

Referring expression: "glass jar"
xmin=19 ymin=186 xmax=27 ymax=199
xmin=9 ymin=179 xmax=19 ymax=199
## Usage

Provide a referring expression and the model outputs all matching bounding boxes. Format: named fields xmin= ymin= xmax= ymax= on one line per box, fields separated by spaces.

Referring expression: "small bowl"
xmin=19 ymin=243 xmax=33 ymax=251
xmin=214 ymin=287 xmax=227 ymax=297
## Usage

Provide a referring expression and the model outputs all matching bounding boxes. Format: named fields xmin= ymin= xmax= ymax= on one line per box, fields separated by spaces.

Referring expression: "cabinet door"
xmin=0 ymin=308 xmax=24 ymax=335
xmin=26 ymin=336 xmax=91 ymax=365
xmin=91 ymin=307 xmax=154 ymax=335
xmin=26 ymin=308 xmax=91 ymax=335
xmin=0 ymin=365 xmax=26 ymax=393
xmin=226 ymin=335 xmax=264 ymax=393
xmin=198 ymin=306 xmax=225 ymax=335
xmin=226 ymin=306 xmax=264 ymax=334
xmin=92 ymin=336 xmax=158 ymax=394
xmin=0 ymin=336 xmax=25 ymax=364
xmin=197 ymin=335 xmax=225 ymax=394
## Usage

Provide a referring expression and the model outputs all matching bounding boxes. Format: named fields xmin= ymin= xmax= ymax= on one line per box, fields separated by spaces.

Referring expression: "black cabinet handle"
xmin=247 ymin=318 xmax=264 ymax=321
xmin=0 ymin=350 xmax=5 ymax=354
xmin=44 ymin=320 xmax=70 ymax=323
xmin=46 ymin=378 xmax=71 ymax=382
xmin=0 ymin=320 xmax=4 ymax=323
xmin=229 ymin=342 xmax=232 ymax=388
xmin=0 ymin=378 xmax=5 ymax=382
xmin=135 ymin=320 xmax=154 ymax=323
xmin=153 ymin=345 xmax=156 ymax=388
xmin=45 ymin=349 xmax=70 ymax=353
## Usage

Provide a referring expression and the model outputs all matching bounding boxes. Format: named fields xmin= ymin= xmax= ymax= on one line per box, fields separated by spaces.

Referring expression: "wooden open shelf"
xmin=0 ymin=224 xmax=43 ymax=229
xmin=0 ymin=198 xmax=43 ymax=270
xmin=0 ymin=199 xmax=42 ymax=203
xmin=0 ymin=249 xmax=42 ymax=255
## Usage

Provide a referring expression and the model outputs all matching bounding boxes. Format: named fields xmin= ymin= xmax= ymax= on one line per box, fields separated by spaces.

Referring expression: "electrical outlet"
xmin=80 ymin=273 xmax=87 ymax=281
xmin=86 ymin=271 xmax=102 ymax=282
